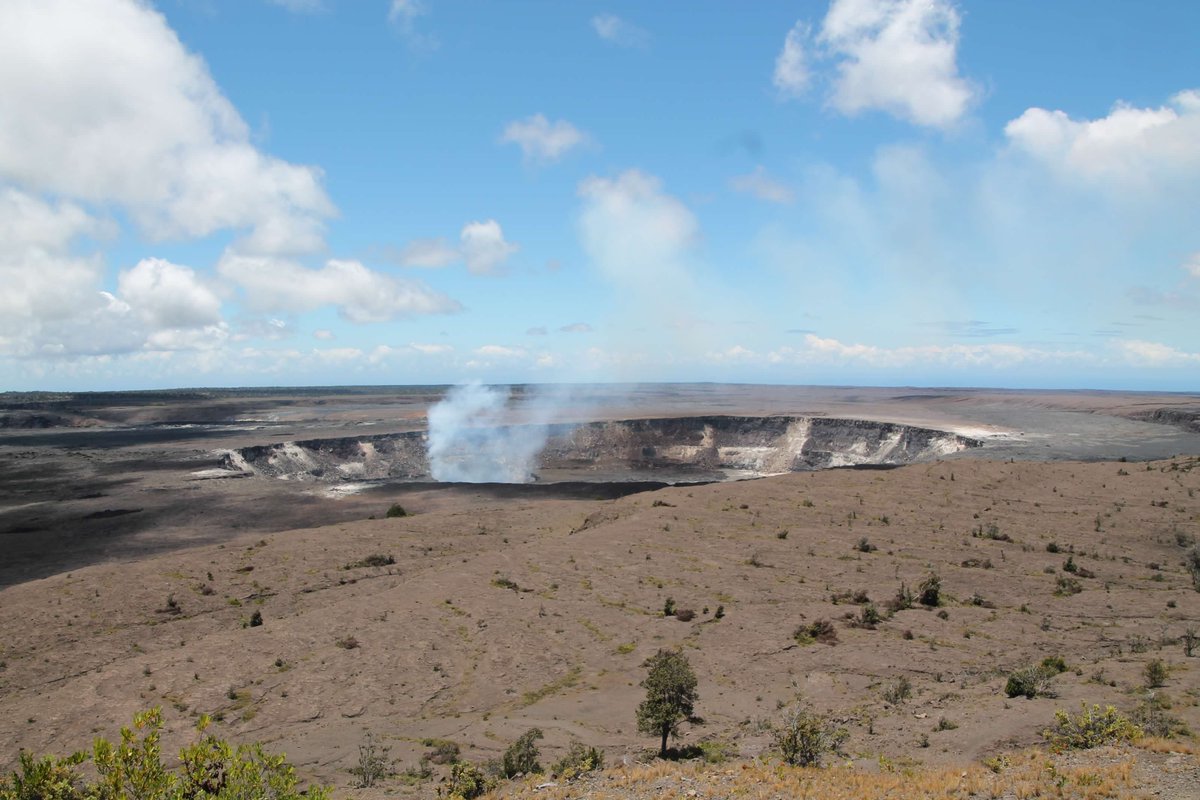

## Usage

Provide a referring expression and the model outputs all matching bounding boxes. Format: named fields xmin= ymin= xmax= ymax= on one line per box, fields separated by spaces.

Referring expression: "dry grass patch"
xmin=482 ymin=749 xmax=1143 ymax=800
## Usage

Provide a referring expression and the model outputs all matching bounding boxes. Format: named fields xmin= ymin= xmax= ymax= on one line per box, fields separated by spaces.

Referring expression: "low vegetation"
xmin=1044 ymin=704 xmax=1142 ymax=751
xmin=772 ymin=706 xmax=847 ymax=767
xmin=0 ymin=708 xmax=328 ymax=800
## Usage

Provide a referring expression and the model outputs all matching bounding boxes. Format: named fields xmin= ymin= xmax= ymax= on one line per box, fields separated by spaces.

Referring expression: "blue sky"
xmin=2 ymin=0 xmax=1199 ymax=391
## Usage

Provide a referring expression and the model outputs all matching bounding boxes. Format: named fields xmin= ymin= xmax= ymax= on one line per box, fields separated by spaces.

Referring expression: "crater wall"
xmin=226 ymin=415 xmax=980 ymax=483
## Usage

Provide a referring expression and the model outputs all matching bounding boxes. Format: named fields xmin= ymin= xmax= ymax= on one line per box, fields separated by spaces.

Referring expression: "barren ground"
xmin=1 ymin=385 xmax=1199 ymax=797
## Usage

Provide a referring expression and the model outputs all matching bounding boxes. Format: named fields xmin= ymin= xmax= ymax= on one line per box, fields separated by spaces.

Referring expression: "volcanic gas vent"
xmin=226 ymin=415 xmax=980 ymax=484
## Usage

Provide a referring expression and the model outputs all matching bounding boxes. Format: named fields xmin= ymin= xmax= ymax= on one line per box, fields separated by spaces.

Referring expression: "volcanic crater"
xmin=227 ymin=415 xmax=981 ymax=484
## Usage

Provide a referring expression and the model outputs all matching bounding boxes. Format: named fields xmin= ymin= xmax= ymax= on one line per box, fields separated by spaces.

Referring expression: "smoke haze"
xmin=425 ymin=383 xmax=550 ymax=482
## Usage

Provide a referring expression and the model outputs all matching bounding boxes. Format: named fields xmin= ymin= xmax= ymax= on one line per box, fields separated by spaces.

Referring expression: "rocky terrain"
xmin=2 ymin=385 xmax=1200 ymax=797
xmin=230 ymin=415 xmax=979 ymax=484
xmin=2 ymin=454 xmax=1198 ymax=797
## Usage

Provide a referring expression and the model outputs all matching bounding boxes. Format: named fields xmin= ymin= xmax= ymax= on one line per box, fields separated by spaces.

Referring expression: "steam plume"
xmin=425 ymin=383 xmax=550 ymax=482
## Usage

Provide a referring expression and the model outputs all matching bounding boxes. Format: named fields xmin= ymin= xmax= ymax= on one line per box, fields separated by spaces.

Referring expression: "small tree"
xmin=636 ymin=649 xmax=698 ymax=758
xmin=500 ymin=728 xmax=543 ymax=778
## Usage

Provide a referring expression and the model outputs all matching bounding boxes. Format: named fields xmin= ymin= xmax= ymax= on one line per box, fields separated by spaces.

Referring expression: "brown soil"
xmin=2 ymin=455 xmax=1197 ymax=796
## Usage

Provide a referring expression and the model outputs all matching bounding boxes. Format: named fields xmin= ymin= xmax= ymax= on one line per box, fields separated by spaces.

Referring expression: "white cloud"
xmin=0 ymin=0 xmax=334 ymax=253
xmin=474 ymin=344 xmax=527 ymax=358
xmin=591 ymin=14 xmax=648 ymax=48
xmin=395 ymin=237 xmax=459 ymax=268
xmin=799 ymin=0 xmax=974 ymax=128
xmin=559 ymin=322 xmax=593 ymax=333
xmin=313 ymin=329 xmax=334 ymax=340
xmin=0 ymin=188 xmax=105 ymax=332
xmin=389 ymin=0 xmax=437 ymax=50
xmin=460 ymin=219 xmax=518 ymax=275
xmin=775 ymin=334 xmax=1076 ymax=369
xmin=410 ymin=342 xmax=453 ymax=355
xmin=526 ymin=326 xmax=547 ymax=336
xmin=1112 ymin=339 xmax=1200 ymax=366
xmin=578 ymin=170 xmax=698 ymax=289
xmin=144 ymin=324 xmax=229 ymax=352
xmin=1005 ymin=90 xmax=1200 ymax=188
xmin=730 ymin=166 xmax=795 ymax=204
xmin=773 ymin=22 xmax=811 ymax=97
xmin=117 ymin=258 xmax=222 ymax=330
xmin=501 ymin=114 xmax=588 ymax=163
xmin=217 ymin=253 xmax=461 ymax=322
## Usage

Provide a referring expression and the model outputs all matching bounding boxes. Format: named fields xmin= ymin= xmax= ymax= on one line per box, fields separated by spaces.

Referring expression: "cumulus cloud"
xmin=313 ymin=329 xmax=334 ymax=340
xmin=591 ymin=14 xmax=649 ymax=48
xmin=391 ymin=221 xmax=519 ymax=274
xmin=1005 ymin=90 xmax=1200 ymax=188
xmin=394 ymin=237 xmax=459 ymax=268
xmin=730 ymin=166 xmax=794 ymax=203
xmin=460 ymin=219 xmax=518 ymax=275
xmin=117 ymin=258 xmax=222 ymax=330
xmin=820 ymin=0 xmax=974 ymax=127
xmin=0 ymin=188 xmax=105 ymax=331
xmin=501 ymin=114 xmax=588 ymax=163
xmin=776 ymin=0 xmax=975 ymax=128
xmin=0 ymin=196 xmax=229 ymax=358
xmin=218 ymin=253 xmax=461 ymax=322
xmin=773 ymin=22 xmax=811 ymax=97
xmin=0 ymin=0 xmax=334 ymax=253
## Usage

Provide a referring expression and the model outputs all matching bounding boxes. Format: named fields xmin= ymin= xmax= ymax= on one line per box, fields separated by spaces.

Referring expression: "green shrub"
xmin=772 ymin=707 xmax=848 ymax=767
xmin=422 ymin=738 xmax=460 ymax=765
xmin=349 ymin=732 xmax=392 ymax=788
xmin=888 ymin=582 xmax=914 ymax=612
xmin=882 ymin=676 xmax=912 ymax=705
xmin=1043 ymin=704 xmax=1141 ymax=751
xmin=500 ymin=728 xmax=543 ymax=778
xmin=1131 ymin=692 xmax=1189 ymax=739
xmin=794 ymin=619 xmax=837 ymax=646
xmin=385 ymin=503 xmax=408 ymax=518
xmin=0 ymin=708 xmax=330 ymax=800
xmin=1144 ymin=659 xmax=1168 ymax=688
xmin=1054 ymin=576 xmax=1083 ymax=596
xmin=1040 ymin=655 xmax=1067 ymax=674
xmin=551 ymin=741 xmax=604 ymax=780
xmin=855 ymin=603 xmax=882 ymax=629
xmin=1004 ymin=664 xmax=1058 ymax=699
xmin=1 ymin=752 xmax=87 ymax=800
xmin=445 ymin=762 xmax=493 ymax=800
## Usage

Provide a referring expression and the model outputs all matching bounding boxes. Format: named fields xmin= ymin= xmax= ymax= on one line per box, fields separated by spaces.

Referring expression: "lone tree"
xmin=636 ymin=649 xmax=698 ymax=758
